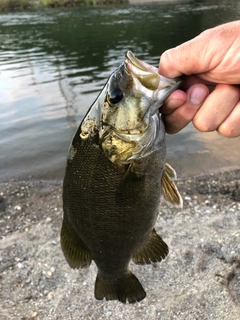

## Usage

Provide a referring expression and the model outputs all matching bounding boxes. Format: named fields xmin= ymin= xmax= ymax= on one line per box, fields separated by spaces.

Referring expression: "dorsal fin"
xmin=161 ymin=163 xmax=183 ymax=208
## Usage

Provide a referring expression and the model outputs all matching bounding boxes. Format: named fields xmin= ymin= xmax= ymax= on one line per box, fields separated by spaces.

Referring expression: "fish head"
xmin=80 ymin=51 xmax=182 ymax=164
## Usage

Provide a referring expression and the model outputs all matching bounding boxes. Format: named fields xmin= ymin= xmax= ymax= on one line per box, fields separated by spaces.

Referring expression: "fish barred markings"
xmin=61 ymin=51 xmax=182 ymax=303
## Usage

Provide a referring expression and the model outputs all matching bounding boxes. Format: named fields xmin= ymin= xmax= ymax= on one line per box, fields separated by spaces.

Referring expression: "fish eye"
xmin=108 ymin=88 xmax=123 ymax=105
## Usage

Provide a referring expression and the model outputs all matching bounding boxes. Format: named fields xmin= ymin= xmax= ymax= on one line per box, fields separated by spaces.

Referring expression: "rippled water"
xmin=0 ymin=0 xmax=240 ymax=181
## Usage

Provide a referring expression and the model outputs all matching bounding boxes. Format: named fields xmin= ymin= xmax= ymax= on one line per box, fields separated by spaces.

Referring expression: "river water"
xmin=0 ymin=0 xmax=240 ymax=181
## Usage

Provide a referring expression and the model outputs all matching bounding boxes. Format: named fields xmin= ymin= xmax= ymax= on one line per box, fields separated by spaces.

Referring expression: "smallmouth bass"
xmin=61 ymin=51 xmax=183 ymax=303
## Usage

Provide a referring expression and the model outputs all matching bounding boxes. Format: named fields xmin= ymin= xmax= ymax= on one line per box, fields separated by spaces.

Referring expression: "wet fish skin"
xmin=61 ymin=51 xmax=182 ymax=303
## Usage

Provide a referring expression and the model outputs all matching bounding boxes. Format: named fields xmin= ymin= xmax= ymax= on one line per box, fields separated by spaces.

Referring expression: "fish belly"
xmin=61 ymin=134 xmax=166 ymax=303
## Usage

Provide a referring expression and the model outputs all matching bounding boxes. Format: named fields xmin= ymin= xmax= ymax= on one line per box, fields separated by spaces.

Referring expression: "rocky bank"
xmin=0 ymin=170 xmax=240 ymax=319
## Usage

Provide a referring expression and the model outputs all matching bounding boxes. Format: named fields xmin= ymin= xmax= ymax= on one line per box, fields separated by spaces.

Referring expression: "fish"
xmin=61 ymin=51 xmax=183 ymax=304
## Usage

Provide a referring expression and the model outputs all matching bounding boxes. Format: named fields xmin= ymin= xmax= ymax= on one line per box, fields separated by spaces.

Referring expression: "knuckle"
xmin=192 ymin=115 xmax=213 ymax=132
xmin=218 ymin=84 xmax=240 ymax=99
xmin=218 ymin=123 xmax=240 ymax=138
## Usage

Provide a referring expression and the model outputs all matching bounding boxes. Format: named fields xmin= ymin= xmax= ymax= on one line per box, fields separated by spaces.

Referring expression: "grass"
xmin=40 ymin=0 xmax=127 ymax=6
xmin=0 ymin=0 xmax=31 ymax=10
xmin=40 ymin=0 xmax=85 ymax=7
xmin=0 ymin=0 xmax=128 ymax=10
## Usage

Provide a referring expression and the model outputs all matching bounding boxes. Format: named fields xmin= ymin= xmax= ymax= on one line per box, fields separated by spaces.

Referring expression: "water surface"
xmin=0 ymin=0 xmax=240 ymax=181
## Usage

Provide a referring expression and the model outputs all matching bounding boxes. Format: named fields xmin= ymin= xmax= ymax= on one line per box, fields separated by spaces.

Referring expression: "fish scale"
xmin=61 ymin=51 xmax=182 ymax=303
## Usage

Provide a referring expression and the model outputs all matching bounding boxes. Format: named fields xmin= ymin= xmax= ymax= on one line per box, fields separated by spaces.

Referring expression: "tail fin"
xmin=94 ymin=271 xmax=146 ymax=304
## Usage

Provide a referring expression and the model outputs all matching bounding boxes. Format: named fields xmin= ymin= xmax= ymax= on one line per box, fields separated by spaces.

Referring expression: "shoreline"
xmin=1 ymin=168 xmax=240 ymax=319
xmin=0 ymin=0 xmax=128 ymax=11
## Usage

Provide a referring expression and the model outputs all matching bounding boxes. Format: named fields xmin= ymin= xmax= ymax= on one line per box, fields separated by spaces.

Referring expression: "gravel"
xmin=0 ymin=170 xmax=240 ymax=319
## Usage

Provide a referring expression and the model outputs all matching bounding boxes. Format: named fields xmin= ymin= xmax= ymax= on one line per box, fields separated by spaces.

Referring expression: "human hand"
xmin=159 ymin=21 xmax=240 ymax=137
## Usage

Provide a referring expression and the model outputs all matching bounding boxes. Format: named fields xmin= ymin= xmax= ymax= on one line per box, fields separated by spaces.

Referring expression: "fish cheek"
xmin=101 ymin=134 xmax=138 ymax=164
xmin=101 ymin=101 xmax=118 ymax=126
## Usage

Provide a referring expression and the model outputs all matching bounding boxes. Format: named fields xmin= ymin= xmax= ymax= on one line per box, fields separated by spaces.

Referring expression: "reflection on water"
xmin=0 ymin=0 xmax=240 ymax=180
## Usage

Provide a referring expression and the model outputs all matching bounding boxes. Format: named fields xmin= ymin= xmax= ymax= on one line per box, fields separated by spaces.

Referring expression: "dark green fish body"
xmin=61 ymin=52 xmax=182 ymax=303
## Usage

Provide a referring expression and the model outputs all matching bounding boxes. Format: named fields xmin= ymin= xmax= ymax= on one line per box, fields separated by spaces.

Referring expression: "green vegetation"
xmin=40 ymin=0 xmax=84 ymax=7
xmin=0 ymin=0 xmax=128 ymax=10
xmin=0 ymin=0 xmax=31 ymax=10
xmin=40 ymin=0 xmax=128 ymax=6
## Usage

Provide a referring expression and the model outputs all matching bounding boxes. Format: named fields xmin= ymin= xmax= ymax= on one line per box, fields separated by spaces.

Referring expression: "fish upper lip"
xmin=125 ymin=51 xmax=148 ymax=72
xmin=124 ymin=51 xmax=161 ymax=92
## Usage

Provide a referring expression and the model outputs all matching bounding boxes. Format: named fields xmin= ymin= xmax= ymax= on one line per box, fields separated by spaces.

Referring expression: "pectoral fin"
xmin=60 ymin=215 xmax=92 ymax=269
xmin=164 ymin=162 xmax=177 ymax=180
xmin=132 ymin=229 xmax=168 ymax=265
xmin=161 ymin=163 xmax=183 ymax=208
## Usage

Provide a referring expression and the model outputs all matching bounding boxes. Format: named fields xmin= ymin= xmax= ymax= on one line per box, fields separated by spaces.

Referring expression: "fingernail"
xmin=189 ymin=86 xmax=208 ymax=105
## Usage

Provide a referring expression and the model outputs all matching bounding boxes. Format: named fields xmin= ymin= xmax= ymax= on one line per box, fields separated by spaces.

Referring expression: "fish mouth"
xmin=124 ymin=51 xmax=161 ymax=90
xmin=125 ymin=51 xmax=157 ymax=73
xmin=125 ymin=51 xmax=148 ymax=71
xmin=124 ymin=51 xmax=183 ymax=105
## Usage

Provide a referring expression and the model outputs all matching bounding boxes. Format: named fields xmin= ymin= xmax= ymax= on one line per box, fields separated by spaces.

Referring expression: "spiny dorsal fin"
xmin=161 ymin=163 xmax=183 ymax=208
xmin=132 ymin=229 xmax=168 ymax=265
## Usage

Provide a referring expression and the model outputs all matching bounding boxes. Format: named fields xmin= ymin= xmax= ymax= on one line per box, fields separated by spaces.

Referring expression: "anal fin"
xmin=95 ymin=271 xmax=146 ymax=304
xmin=60 ymin=215 xmax=92 ymax=269
xmin=132 ymin=229 xmax=168 ymax=265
